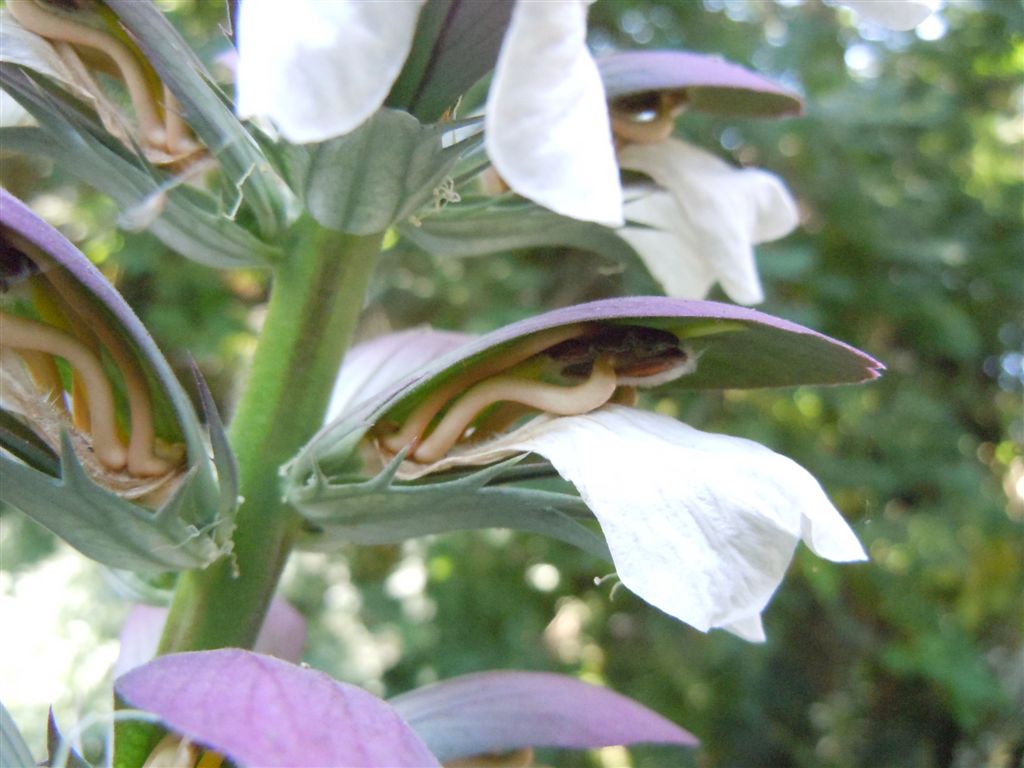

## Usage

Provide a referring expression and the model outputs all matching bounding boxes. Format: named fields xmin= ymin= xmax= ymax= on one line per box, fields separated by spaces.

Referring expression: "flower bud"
xmin=0 ymin=190 xmax=236 ymax=572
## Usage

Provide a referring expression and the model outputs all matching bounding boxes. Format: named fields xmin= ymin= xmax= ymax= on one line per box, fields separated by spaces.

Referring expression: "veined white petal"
xmin=327 ymin=328 xmax=472 ymax=421
xmin=619 ymin=189 xmax=717 ymax=300
xmin=486 ymin=0 xmax=623 ymax=227
xmin=838 ymin=0 xmax=938 ymax=31
xmin=235 ymin=0 xmax=425 ymax=143
xmin=618 ymin=139 xmax=800 ymax=305
xmin=442 ymin=405 xmax=865 ymax=638
xmin=721 ymin=614 xmax=767 ymax=643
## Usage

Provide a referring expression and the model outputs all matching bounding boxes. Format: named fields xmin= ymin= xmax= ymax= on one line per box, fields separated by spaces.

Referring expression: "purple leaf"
xmin=389 ymin=670 xmax=697 ymax=762
xmin=599 ymin=50 xmax=802 ymax=118
xmin=116 ymin=649 xmax=439 ymax=767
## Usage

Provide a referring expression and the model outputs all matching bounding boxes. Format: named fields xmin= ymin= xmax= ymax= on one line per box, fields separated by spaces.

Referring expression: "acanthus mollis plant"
xmin=0 ymin=0 xmax=894 ymax=765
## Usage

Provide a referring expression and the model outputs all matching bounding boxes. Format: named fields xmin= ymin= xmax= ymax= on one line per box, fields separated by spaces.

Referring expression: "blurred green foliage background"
xmin=1 ymin=1 xmax=1021 ymax=767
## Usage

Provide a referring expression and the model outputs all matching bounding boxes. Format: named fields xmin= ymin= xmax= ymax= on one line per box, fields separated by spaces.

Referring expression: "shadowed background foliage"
xmin=1 ymin=1 xmax=1021 ymax=767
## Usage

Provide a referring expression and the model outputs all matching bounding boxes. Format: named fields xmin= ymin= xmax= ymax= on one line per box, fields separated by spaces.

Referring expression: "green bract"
xmin=282 ymin=109 xmax=480 ymax=235
xmin=0 ymin=190 xmax=236 ymax=572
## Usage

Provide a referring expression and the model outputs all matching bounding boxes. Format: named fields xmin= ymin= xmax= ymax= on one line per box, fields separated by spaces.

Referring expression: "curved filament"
xmin=413 ymin=356 xmax=618 ymax=464
xmin=41 ymin=267 xmax=177 ymax=476
xmin=163 ymin=85 xmax=197 ymax=156
xmin=380 ymin=324 xmax=589 ymax=454
xmin=2 ymin=311 xmax=127 ymax=470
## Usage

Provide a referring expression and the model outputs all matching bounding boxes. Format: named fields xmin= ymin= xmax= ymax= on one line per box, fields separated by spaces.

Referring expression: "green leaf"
xmin=302 ymin=109 xmax=473 ymax=235
xmin=398 ymin=198 xmax=642 ymax=262
xmin=106 ymin=0 xmax=290 ymax=239
xmin=291 ymin=455 xmax=611 ymax=561
xmin=1 ymin=433 xmax=224 ymax=573
xmin=0 ymin=700 xmax=35 ymax=768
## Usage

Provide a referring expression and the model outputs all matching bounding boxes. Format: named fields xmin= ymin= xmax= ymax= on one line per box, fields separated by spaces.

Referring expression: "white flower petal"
xmin=618 ymin=139 xmax=800 ymax=305
xmin=618 ymin=189 xmax=717 ymax=300
xmin=722 ymin=614 xmax=767 ymax=643
xmin=486 ymin=0 xmax=623 ymax=226
xmin=235 ymin=0 xmax=425 ymax=143
xmin=327 ymin=328 xmax=473 ymax=421
xmin=838 ymin=0 xmax=938 ymax=31
xmin=470 ymin=405 xmax=866 ymax=638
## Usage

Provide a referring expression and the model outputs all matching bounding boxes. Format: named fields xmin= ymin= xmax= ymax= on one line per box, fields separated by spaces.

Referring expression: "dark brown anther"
xmin=0 ymin=230 xmax=40 ymax=293
xmin=42 ymin=0 xmax=84 ymax=10
xmin=545 ymin=324 xmax=686 ymax=381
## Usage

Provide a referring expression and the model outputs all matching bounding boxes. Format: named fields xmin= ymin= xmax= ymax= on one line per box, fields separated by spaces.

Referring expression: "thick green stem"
xmin=158 ymin=219 xmax=381 ymax=653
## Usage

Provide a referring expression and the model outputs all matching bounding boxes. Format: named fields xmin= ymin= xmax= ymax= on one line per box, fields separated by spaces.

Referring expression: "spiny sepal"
xmin=289 ymin=451 xmax=608 ymax=561
xmin=1 ymin=430 xmax=227 ymax=573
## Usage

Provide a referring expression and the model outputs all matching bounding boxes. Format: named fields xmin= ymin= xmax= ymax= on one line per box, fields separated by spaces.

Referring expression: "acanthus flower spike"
xmin=287 ymin=298 xmax=882 ymax=640
xmin=0 ymin=189 xmax=236 ymax=572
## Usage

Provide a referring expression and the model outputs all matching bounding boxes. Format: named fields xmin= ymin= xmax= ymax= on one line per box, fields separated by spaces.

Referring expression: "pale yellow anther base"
xmin=142 ymin=734 xmax=224 ymax=768
xmin=611 ymin=111 xmax=676 ymax=145
xmin=413 ymin=355 xmax=618 ymax=464
xmin=1 ymin=310 xmax=128 ymax=470
xmin=610 ymin=92 xmax=687 ymax=146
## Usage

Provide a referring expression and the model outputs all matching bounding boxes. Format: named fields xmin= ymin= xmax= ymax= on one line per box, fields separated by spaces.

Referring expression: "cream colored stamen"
xmin=413 ymin=355 xmax=618 ymax=464
xmin=2 ymin=311 xmax=127 ymax=470
xmin=381 ymin=324 xmax=589 ymax=455
xmin=8 ymin=0 xmax=167 ymax=147
xmin=38 ymin=266 xmax=178 ymax=476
